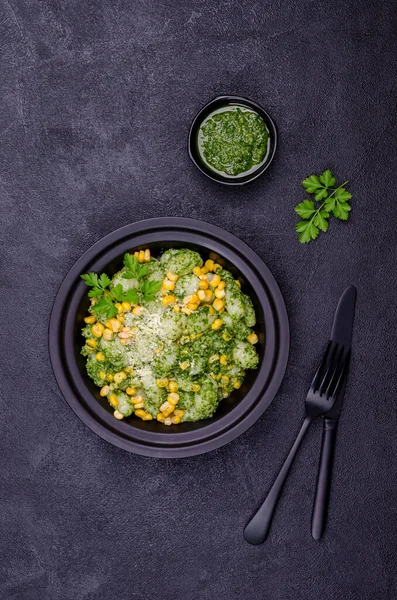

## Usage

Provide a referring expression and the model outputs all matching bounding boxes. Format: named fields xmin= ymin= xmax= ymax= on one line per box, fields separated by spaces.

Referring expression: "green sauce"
xmin=198 ymin=106 xmax=269 ymax=177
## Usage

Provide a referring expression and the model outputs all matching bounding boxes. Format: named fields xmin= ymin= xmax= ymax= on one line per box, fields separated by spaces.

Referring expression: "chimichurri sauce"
xmin=198 ymin=107 xmax=269 ymax=177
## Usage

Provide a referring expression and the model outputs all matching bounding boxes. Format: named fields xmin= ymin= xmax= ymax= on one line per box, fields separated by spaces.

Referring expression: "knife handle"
xmin=311 ymin=418 xmax=338 ymax=540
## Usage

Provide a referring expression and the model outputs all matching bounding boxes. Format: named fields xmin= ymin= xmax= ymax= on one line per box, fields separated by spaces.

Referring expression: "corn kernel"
xmin=99 ymin=370 xmax=106 ymax=379
xmin=247 ymin=333 xmax=259 ymax=344
xmin=179 ymin=361 xmax=190 ymax=370
xmin=160 ymin=401 xmax=171 ymax=412
xmin=199 ymin=279 xmax=209 ymax=290
xmin=214 ymin=287 xmax=226 ymax=299
xmin=131 ymin=395 xmax=144 ymax=405
xmin=183 ymin=294 xmax=198 ymax=305
xmin=126 ymin=387 xmax=137 ymax=396
xmin=201 ymin=266 xmax=209 ymax=275
xmin=197 ymin=289 xmax=213 ymax=302
xmin=92 ymin=323 xmax=105 ymax=337
xmin=193 ymin=266 xmax=202 ymax=277
xmin=107 ymin=318 xmax=121 ymax=332
xmin=187 ymin=302 xmax=199 ymax=311
xmin=95 ymin=352 xmax=105 ymax=361
xmin=141 ymin=413 xmax=153 ymax=421
xmin=213 ymin=263 xmax=221 ymax=271
xmin=212 ymin=319 xmax=223 ymax=331
xmin=84 ymin=315 xmax=96 ymax=324
xmin=168 ymin=381 xmax=179 ymax=392
xmin=119 ymin=338 xmax=131 ymax=346
xmin=121 ymin=301 xmax=131 ymax=312
xmin=125 ymin=367 xmax=135 ymax=375
xmin=167 ymin=271 xmax=179 ymax=282
xmin=113 ymin=410 xmax=124 ymax=420
xmin=216 ymin=373 xmax=223 ymax=380
xmin=163 ymin=407 xmax=174 ymax=418
xmin=162 ymin=279 xmax=175 ymax=291
xmin=138 ymin=250 xmax=145 ymax=263
xmin=233 ymin=381 xmax=242 ymax=389
xmin=219 ymin=355 xmax=227 ymax=365
xmin=217 ymin=281 xmax=226 ymax=290
xmin=164 ymin=417 xmax=173 ymax=426
xmin=114 ymin=371 xmax=127 ymax=384
xmin=213 ymin=299 xmax=225 ymax=312
xmin=133 ymin=251 xmax=139 ymax=259
xmin=102 ymin=328 xmax=113 ymax=340
xmin=162 ymin=295 xmax=176 ymax=306
xmin=222 ymin=332 xmax=231 ymax=342
xmin=174 ymin=409 xmax=185 ymax=417
xmin=106 ymin=374 xmax=114 ymax=382
xmin=135 ymin=409 xmax=146 ymax=418
xmin=144 ymin=249 xmax=151 ymax=262
xmin=100 ymin=385 xmax=110 ymax=397
xmin=156 ymin=378 xmax=169 ymax=388
xmin=157 ymin=413 xmax=165 ymax=423
xmin=191 ymin=383 xmax=201 ymax=392
xmin=117 ymin=313 xmax=125 ymax=324
xmin=209 ymin=354 xmax=219 ymax=363
xmin=109 ymin=394 xmax=119 ymax=407
xmin=115 ymin=302 xmax=123 ymax=312
xmin=235 ymin=279 xmax=241 ymax=288
xmin=167 ymin=392 xmax=180 ymax=405
xmin=171 ymin=416 xmax=181 ymax=424
xmin=208 ymin=274 xmax=221 ymax=287
xmin=208 ymin=306 xmax=215 ymax=315
xmin=205 ymin=259 xmax=214 ymax=271
xmin=86 ymin=339 xmax=97 ymax=348
xmin=134 ymin=402 xmax=145 ymax=409
xmin=181 ymin=307 xmax=193 ymax=315
xmin=221 ymin=375 xmax=229 ymax=384
xmin=173 ymin=305 xmax=181 ymax=312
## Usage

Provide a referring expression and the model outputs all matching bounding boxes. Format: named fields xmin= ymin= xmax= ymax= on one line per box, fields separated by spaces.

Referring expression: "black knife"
xmin=311 ymin=285 xmax=357 ymax=540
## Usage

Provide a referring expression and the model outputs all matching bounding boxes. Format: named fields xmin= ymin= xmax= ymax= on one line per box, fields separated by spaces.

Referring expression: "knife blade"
xmin=311 ymin=285 xmax=357 ymax=539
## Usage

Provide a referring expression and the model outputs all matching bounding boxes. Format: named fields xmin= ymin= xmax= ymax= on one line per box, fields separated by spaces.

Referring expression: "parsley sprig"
xmin=81 ymin=253 xmax=162 ymax=320
xmin=295 ymin=170 xmax=352 ymax=243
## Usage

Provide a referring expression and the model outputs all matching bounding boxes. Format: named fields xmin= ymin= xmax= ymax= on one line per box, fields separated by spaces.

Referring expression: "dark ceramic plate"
xmin=188 ymin=96 xmax=277 ymax=185
xmin=49 ymin=218 xmax=289 ymax=457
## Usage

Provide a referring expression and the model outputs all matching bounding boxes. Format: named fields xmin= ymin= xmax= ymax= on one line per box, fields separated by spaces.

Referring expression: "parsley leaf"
xmin=92 ymin=296 xmax=118 ymax=320
xmin=123 ymin=288 xmax=140 ymax=304
xmin=81 ymin=273 xmax=99 ymax=288
xmin=294 ymin=170 xmax=352 ymax=243
xmin=141 ymin=280 xmax=162 ymax=301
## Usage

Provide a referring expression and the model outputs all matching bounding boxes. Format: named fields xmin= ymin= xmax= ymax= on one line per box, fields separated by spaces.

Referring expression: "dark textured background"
xmin=1 ymin=1 xmax=397 ymax=598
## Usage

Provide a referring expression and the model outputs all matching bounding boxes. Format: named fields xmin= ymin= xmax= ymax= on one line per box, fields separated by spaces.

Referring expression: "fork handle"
xmin=311 ymin=418 xmax=338 ymax=540
xmin=244 ymin=416 xmax=313 ymax=544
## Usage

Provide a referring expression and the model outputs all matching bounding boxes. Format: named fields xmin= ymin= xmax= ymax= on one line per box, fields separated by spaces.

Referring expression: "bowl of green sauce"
xmin=188 ymin=96 xmax=277 ymax=185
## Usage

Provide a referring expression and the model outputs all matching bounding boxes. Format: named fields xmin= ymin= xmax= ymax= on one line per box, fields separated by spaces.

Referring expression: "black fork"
xmin=244 ymin=342 xmax=349 ymax=545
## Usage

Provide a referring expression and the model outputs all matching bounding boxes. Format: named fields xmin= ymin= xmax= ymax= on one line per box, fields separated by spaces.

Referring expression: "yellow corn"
xmin=213 ymin=263 xmax=221 ymax=271
xmin=183 ymin=294 xmax=198 ymax=305
xmin=126 ymin=387 xmax=137 ymax=396
xmin=217 ymin=281 xmax=226 ymax=290
xmin=197 ymin=289 xmax=213 ymax=302
xmin=125 ymin=367 xmax=135 ymax=375
xmin=138 ymin=250 xmax=145 ymax=263
xmin=213 ymin=298 xmax=225 ymax=312
xmin=208 ymin=306 xmax=215 ymax=315
xmin=219 ymin=355 xmax=227 ymax=366
xmin=114 ymin=371 xmax=127 ymax=384
xmin=168 ymin=381 xmax=179 ymax=392
xmin=171 ymin=416 xmax=181 ymax=424
xmin=233 ymin=381 xmax=242 ymax=389
xmin=163 ymin=408 xmax=174 ymax=418
xmin=95 ymin=352 xmax=105 ymax=361
xmin=92 ymin=323 xmax=105 ymax=338
xmin=121 ymin=301 xmax=131 ymax=312
xmin=86 ymin=339 xmax=97 ymax=348
xmin=115 ymin=302 xmax=123 ymax=312
xmin=117 ymin=313 xmax=125 ymax=324
xmin=109 ymin=394 xmax=119 ymax=407
xmin=135 ymin=409 xmax=146 ymax=418
xmin=162 ymin=279 xmax=175 ymax=291
xmin=214 ymin=287 xmax=226 ymax=299
xmin=211 ymin=319 xmax=223 ymax=331
xmin=134 ymin=401 xmax=145 ymax=409
xmin=173 ymin=305 xmax=181 ymax=312
xmin=216 ymin=373 xmax=223 ymax=380
xmin=208 ymin=274 xmax=221 ymax=287
xmin=156 ymin=378 xmax=169 ymax=388
xmin=187 ymin=302 xmax=199 ymax=311
xmin=221 ymin=375 xmax=229 ymax=384
xmin=99 ymin=370 xmax=106 ymax=379
xmin=167 ymin=271 xmax=179 ymax=282
xmin=102 ymin=328 xmax=113 ymax=340
xmin=201 ymin=266 xmax=208 ymax=275
xmin=160 ymin=401 xmax=171 ymax=412
xmin=222 ymin=332 xmax=231 ymax=342
xmin=141 ymin=413 xmax=153 ymax=421
xmin=247 ymin=333 xmax=259 ymax=344
xmin=84 ymin=315 xmax=96 ymax=324
xmin=119 ymin=338 xmax=131 ymax=346
xmin=162 ymin=295 xmax=176 ymax=306
xmin=131 ymin=395 xmax=144 ymax=405
xmin=113 ymin=410 xmax=124 ymax=420
xmin=193 ymin=266 xmax=202 ymax=277
xmin=205 ymin=259 xmax=214 ymax=271
xmin=164 ymin=417 xmax=173 ymax=426
xmin=100 ymin=385 xmax=110 ymax=397
xmin=191 ymin=383 xmax=201 ymax=392
xmin=106 ymin=374 xmax=114 ymax=382
xmin=181 ymin=307 xmax=193 ymax=315
xmin=107 ymin=318 xmax=121 ymax=332
xmin=131 ymin=305 xmax=143 ymax=316
xmin=174 ymin=409 xmax=185 ymax=417
xmin=157 ymin=413 xmax=165 ymax=422
xmin=133 ymin=251 xmax=139 ymax=258
xmin=209 ymin=354 xmax=219 ymax=363
xmin=167 ymin=392 xmax=180 ymax=405
xmin=199 ymin=279 xmax=209 ymax=290
xmin=144 ymin=249 xmax=151 ymax=262
xmin=179 ymin=361 xmax=190 ymax=370
xmin=235 ymin=280 xmax=241 ymax=288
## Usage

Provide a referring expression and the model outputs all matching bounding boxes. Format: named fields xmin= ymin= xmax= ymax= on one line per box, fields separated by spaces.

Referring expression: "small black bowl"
xmin=49 ymin=218 xmax=289 ymax=458
xmin=188 ymin=96 xmax=277 ymax=185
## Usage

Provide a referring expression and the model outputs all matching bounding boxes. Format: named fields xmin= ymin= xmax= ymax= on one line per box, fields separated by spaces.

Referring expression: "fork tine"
xmin=325 ymin=349 xmax=350 ymax=399
xmin=310 ymin=342 xmax=331 ymax=392
xmin=317 ymin=343 xmax=341 ymax=394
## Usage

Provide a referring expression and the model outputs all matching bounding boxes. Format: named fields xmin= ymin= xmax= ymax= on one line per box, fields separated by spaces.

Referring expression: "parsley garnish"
xmin=294 ymin=170 xmax=352 ymax=243
xmin=81 ymin=252 xmax=162 ymax=319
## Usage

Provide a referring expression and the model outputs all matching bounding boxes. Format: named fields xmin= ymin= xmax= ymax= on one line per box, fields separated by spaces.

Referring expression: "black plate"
xmin=49 ymin=218 xmax=289 ymax=457
xmin=188 ymin=96 xmax=277 ymax=185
